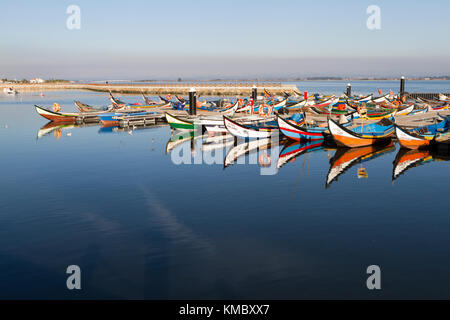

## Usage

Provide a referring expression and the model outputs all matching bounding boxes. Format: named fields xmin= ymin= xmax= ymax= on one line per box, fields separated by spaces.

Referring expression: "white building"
xmin=30 ymin=78 xmax=45 ymax=84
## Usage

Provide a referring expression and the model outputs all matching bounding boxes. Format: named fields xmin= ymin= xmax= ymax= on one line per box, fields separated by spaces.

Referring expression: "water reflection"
xmin=37 ymin=121 xmax=96 ymax=139
xmin=392 ymin=148 xmax=450 ymax=181
xmin=326 ymin=142 xmax=395 ymax=188
xmin=36 ymin=121 xmax=449 ymax=185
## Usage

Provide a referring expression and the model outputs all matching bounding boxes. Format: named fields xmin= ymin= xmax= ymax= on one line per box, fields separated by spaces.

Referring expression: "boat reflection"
xmin=277 ymin=140 xmax=325 ymax=169
xmin=37 ymin=121 xmax=96 ymax=139
xmin=166 ymin=130 xmax=207 ymax=154
xmin=98 ymin=124 xmax=164 ymax=135
xmin=326 ymin=142 xmax=395 ymax=188
xmin=392 ymin=148 xmax=450 ymax=181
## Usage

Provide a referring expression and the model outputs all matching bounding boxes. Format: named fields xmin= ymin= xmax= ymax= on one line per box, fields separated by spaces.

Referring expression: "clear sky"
xmin=1 ymin=0 xmax=450 ymax=79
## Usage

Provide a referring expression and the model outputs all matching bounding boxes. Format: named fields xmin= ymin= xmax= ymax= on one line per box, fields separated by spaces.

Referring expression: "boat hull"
xmin=35 ymin=105 xmax=77 ymax=123
xmin=224 ymin=116 xmax=278 ymax=138
xmin=165 ymin=113 xmax=195 ymax=130
xmin=277 ymin=115 xmax=323 ymax=141
xmin=395 ymin=125 xmax=431 ymax=149
xmin=328 ymin=119 xmax=393 ymax=148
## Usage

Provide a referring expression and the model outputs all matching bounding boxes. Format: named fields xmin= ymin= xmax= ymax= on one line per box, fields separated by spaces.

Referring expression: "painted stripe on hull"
xmin=165 ymin=113 xmax=195 ymax=130
xmin=277 ymin=116 xmax=323 ymax=141
xmin=35 ymin=106 xmax=77 ymax=122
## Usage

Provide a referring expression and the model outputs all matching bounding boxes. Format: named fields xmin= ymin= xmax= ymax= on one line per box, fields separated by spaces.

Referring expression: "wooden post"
xmin=400 ymin=76 xmax=405 ymax=98
xmin=252 ymin=85 xmax=257 ymax=101
xmin=189 ymin=87 xmax=196 ymax=115
xmin=346 ymin=83 xmax=351 ymax=97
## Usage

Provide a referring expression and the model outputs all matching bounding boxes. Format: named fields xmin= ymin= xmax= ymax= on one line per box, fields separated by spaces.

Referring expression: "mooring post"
xmin=252 ymin=85 xmax=257 ymax=101
xmin=400 ymin=76 xmax=405 ymax=98
xmin=346 ymin=83 xmax=351 ymax=97
xmin=189 ymin=87 xmax=197 ymax=115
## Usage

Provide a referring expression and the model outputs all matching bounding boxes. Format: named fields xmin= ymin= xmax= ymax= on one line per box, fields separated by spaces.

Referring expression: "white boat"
xmin=3 ymin=87 xmax=17 ymax=95
xmin=224 ymin=116 xmax=279 ymax=138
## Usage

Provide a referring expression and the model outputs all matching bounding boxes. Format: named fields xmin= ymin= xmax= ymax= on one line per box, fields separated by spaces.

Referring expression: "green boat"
xmin=165 ymin=113 xmax=195 ymax=130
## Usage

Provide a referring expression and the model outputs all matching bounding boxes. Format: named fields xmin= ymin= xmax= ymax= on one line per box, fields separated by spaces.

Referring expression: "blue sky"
xmin=1 ymin=0 xmax=450 ymax=79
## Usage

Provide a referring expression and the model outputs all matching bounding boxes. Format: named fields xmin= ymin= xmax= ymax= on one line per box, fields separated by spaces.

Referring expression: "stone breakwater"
xmin=1 ymin=82 xmax=299 ymax=96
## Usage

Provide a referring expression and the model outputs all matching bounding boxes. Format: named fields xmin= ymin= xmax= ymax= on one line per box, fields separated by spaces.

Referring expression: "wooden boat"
xmin=224 ymin=116 xmax=279 ymax=138
xmin=392 ymin=148 xmax=433 ymax=181
xmin=277 ymin=140 xmax=324 ymax=169
xmin=430 ymin=103 xmax=449 ymax=111
xmin=277 ymin=114 xmax=328 ymax=141
xmin=326 ymin=142 xmax=395 ymax=187
xmin=328 ymin=118 xmax=395 ymax=147
xmin=35 ymin=105 xmax=79 ymax=122
xmin=394 ymin=118 xmax=449 ymax=149
xmin=371 ymin=93 xmax=390 ymax=103
xmin=395 ymin=105 xmax=414 ymax=116
xmin=110 ymin=92 xmax=170 ymax=109
xmin=74 ymin=100 xmax=110 ymax=112
xmin=353 ymin=94 xmax=373 ymax=103
xmin=277 ymin=114 xmax=354 ymax=141
xmin=3 ymin=87 xmax=17 ymax=95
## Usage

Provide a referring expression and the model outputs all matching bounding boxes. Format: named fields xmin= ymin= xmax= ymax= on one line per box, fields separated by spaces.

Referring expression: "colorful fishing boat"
xmin=326 ymin=142 xmax=395 ymax=187
xmin=35 ymin=105 xmax=79 ymax=122
xmin=165 ymin=113 xmax=227 ymax=131
xmin=277 ymin=114 xmax=353 ymax=141
xmin=328 ymin=118 xmax=395 ymax=147
xmin=277 ymin=114 xmax=328 ymax=141
xmin=109 ymin=92 xmax=170 ymax=109
xmin=394 ymin=105 xmax=414 ymax=116
xmin=353 ymin=94 xmax=373 ymax=103
xmin=74 ymin=100 xmax=111 ymax=112
xmin=394 ymin=117 xmax=449 ymax=149
xmin=224 ymin=116 xmax=279 ymax=138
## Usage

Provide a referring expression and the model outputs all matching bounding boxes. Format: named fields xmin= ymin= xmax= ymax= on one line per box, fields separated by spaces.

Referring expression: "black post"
xmin=189 ymin=88 xmax=197 ymax=115
xmin=346 ymin=83 xmax=351 ymax=97
xmin=252 ymin=85 xmax=257 ymax=101
xmin=400 ymin=76 xmax=405 ymax=98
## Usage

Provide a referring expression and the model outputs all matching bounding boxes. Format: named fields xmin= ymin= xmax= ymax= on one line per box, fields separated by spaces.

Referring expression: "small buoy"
xmin=41 ymin=93 xmax=45 ymax=97
xmin=5 ymin=125 xmax=8 ymax=129
xmin=66 ymin=132 xmax=72 ymax=136
xmin=128 ymin=130 xmax=133 ymax=135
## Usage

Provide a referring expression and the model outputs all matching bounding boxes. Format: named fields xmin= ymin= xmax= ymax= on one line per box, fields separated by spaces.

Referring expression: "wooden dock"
xmin=117 ymin=113 xmax=166 ymax=128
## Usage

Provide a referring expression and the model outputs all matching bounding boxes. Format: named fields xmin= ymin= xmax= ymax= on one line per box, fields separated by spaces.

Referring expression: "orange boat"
xmin=395 ymin=118 xmax=449 ymax=149
xmin=327 ymin=118 xmax=394 ymax=148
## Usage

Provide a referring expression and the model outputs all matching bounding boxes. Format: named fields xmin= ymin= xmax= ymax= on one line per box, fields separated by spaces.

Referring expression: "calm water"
xmin=0 ymin=82 xmax=449 ymax=299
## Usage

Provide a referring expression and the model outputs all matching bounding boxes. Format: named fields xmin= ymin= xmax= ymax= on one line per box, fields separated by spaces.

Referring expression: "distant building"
xmin=30 ymin=78 xmax=45 ymax=84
